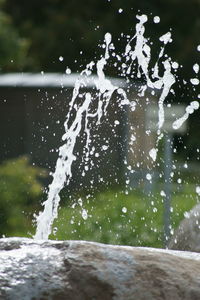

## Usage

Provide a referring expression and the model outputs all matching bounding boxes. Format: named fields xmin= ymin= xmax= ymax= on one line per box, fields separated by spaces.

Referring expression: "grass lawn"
xmin=50 ymin=184 xmax=199 ymax=248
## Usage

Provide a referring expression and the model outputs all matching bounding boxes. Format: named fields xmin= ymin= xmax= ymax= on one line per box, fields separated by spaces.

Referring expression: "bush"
xmin=0 ymin=156 xmax=47 ymax=237
xmin=51 ymin=186 xmax=199 ymax=248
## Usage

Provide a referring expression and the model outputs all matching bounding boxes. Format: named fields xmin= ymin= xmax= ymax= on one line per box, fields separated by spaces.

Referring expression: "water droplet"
xmin=177 ymin=178 xmax=182 ymax=184
xmin=65 ymin=68 xmax=71 ymax=74
xmin=196 ymin=186 xmax=200 ymax=196
xmin=193 ymin=63 xmax=199 ymax=74
xmin=190 ymin=78 xmax=199 ymax=85
xmin=78 ymin=198 xmax=83 ymax=207
xmin=191 ymin=101 xmax=199 ymax=110
xmin=184 ymin=212 xmax=190 ymax=218
xmin=149 ymin=148 xmax=157 ymax=161
xmin=59 ymin=56 xmax=64 ymax=62
xmin=160 ymin=190 xmax=166 ymax=197
xmin=122 ymin=207 xmax=127 ymax=213
xmin=81 ymin=209 xmax=88 ymax=220
xmin=172 ymin=62 xmax=179 ymax=69
xmin=102 ymin=145 xmax=108 ymax=151
xmin=52 ymin=227 xmax=57 ymax=236
xmin=146 ymin=173 xmax=152 ymax=181
xmin=159 ymin=32 xmax=172 ymax=44
xmin=153 ymin=16 xmax=160 ymax=24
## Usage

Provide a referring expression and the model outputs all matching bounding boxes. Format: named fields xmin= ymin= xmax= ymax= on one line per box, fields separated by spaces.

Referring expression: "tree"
xmin=0 ymin=0 xmax=30 ymax=72
xmin=3 ymin=0 xmax=200 ymax=73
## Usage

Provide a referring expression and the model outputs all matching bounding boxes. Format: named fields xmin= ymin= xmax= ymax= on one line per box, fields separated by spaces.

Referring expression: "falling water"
xmin=34 ymin=14 xmax=199 ymax=240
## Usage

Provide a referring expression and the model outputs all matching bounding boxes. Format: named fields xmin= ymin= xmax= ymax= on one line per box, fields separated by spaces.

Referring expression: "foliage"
xmin=0 ymin=156 xmax=47 ymax=237
xmin=3 ymin=0 xmax=200 ymax=76
xmin=0 ymin=0 xmax=30 ymax=72
xmin=51 ymin=185 xmax=199 ymax=248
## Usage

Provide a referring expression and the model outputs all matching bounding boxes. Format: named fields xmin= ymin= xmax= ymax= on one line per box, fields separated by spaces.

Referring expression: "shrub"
xmin=0 ymin=156 xmax=47 ymax=237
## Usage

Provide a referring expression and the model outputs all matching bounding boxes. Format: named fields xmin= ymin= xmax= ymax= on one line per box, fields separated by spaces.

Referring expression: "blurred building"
xmin=0 ymin=73 xmax=157 ymax=191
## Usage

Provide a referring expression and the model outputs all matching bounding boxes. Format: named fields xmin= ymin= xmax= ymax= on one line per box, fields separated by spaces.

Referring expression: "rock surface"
xmin=0 ymin=238 xmax=200 ymax=299
xmin=169 ymin=203 xmax=200 ymax=252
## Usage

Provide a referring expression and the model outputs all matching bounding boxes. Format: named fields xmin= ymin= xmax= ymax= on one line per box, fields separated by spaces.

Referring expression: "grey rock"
xmin=0 ymin=238 xmax=200 ymax=299
xmin=169 ymin=203 xmax=200 ymax=252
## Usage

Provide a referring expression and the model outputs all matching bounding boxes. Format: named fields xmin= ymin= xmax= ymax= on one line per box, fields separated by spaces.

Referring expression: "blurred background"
xmin=0 ymin=0 xmax=200 ymax=247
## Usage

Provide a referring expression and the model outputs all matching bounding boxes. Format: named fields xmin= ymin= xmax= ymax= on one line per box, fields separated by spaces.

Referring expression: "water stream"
xmin=34 ymin=14 xmax=199 ymax=240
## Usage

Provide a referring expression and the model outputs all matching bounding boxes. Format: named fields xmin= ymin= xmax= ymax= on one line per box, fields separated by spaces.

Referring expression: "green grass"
xmin=1 ymin=155 xmax=198 ymax=248
xmin=50 ymin=184 xmax=199 ymax=248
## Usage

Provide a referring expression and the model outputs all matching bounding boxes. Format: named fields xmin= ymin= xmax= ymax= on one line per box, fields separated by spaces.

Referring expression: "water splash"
xmin=34 ymin=31 xmax=128 ymax=239
xmin=34 ymin=14 xmax=198 ymax=240
xmin=173 ymin=101 xmax=199 ymax=130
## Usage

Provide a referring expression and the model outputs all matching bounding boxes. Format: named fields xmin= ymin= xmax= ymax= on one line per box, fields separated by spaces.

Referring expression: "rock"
xmin=168 ymin=203 xmax=200 ymax=252
xmin=0 ymin=238 xmax=200 ymax=299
